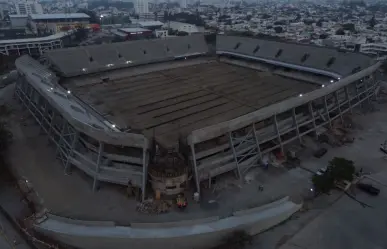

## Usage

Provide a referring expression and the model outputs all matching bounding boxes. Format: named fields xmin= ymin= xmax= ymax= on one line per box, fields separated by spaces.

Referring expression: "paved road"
xmin=279 ymin=172 xmax=387 ymax=249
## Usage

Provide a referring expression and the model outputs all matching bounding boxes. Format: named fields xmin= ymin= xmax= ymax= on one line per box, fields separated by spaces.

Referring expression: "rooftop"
xmin=0 ymin=31 xmax=71 ymax=45
xmin=9 ymin=14 xmax=28 ymax=18
xmin=118 ymin=28 xmax=151 ymax=33
xmin=134 ymin=20 xmax=164 ymax=27
xmin=30 ymin=13 xmax=90 ymax=20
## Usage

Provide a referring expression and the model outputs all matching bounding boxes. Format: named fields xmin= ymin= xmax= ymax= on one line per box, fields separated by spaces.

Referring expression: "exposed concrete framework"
xmin=14 ymin=35 xmax=381 ymax=201
xmin=188 ymin=60 xmax=380 ymax=195
xmin=15 ymin=56 xmax=149 ymax=201
xmin=0 ymin=35 xmax=64 ymax=56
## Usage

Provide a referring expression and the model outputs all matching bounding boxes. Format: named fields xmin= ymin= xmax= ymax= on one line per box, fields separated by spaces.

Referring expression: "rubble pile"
xmin=136 ymin=200 xmax=172 ymax=214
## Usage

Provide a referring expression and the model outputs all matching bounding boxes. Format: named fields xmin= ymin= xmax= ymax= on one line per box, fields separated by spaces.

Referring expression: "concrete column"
xmin=190 ymin=144 xmax=200 ymax=196
xmin=64 ymin=131 xmax=79 ymax=174
xmin=324 ymin=96 xmax=332 ymax=128
xmin=273 ymin=115 xmax=284 ymax=154
xmin=308 ymin=102 xmax=318 ymax=139
xmin=141 ymin=146 xmax=148 ymax=202
xmin=252 ymin=123 xmax=262 ymax=161
xmin=228 ymin=132 xmax=242 ymax=179
xmin=292 ymin=108 xmax=301 ymax=143
xmin=335 ymin=91 xmax=343 ymax=123
xmin=344 ymin=86 xmax=352 ymax=113
xmin=92 ymin=142 xmax=104 ymax=192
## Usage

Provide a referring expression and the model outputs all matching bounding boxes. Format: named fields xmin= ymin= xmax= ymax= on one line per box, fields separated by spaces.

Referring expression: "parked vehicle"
xmin=357 ymin=183 xmax=380 ymax=196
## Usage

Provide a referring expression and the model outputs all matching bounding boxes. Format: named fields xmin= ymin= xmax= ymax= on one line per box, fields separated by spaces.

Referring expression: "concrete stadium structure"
xmin=13 ymin=34 xmax=382 ymax=249
xmin=14 ymin=34 xmax=381 ymax=203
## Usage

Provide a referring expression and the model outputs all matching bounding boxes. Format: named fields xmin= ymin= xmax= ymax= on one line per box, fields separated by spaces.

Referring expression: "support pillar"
xmin=141 ymin=146 xmax=147 ymax=202
xmin=92 ymin=142 xmax=104 ymax=192
xmin=273 ymin=115 xmax=284 ymax=153
xmin=252 ymin=123 xmax=262 ymax=161
xmin=190 ymin=144 xmax=200 ymax=196
xmin=324 ymin=96 xmax=332 ymax=128
xmin=292 ymin=108 xmax=301 ymax=143
xmin=308 ymin=102 xmax=318 ymax=139
xmin=335 ymin=91 xmax=344 ymax=123
xmin=345 ymin=86 xmax=352 ymax=113
xmin=64 ymin=131 xmax=79 ymax=174
xmin=229 ymin=132 xmax=242 ymax=179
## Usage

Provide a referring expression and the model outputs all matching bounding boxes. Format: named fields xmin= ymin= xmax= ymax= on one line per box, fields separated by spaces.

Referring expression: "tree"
xmin=335 ymin=28 xmax=345 ymax=35
xmin=274 ymin=26 xmax=283 ymax=33
xmin=328 ymin=157 xmax=355 ymax=182
xmin=319 ymin=34 xmax=328 ymax=39
xmin=369 ymin=16 xmax=377 ymax=28
xmin=342 ymin=23 xmax=356 ymax=32
xmin=74 ymin=27 xmax=89 ymax=41
xmin=316 ymin=19 xmax=323 ymax=27
xmin=312 ymin=173 xmax=335 ymax=194
xmin=262 ymin=14 xmax=271 ymax=19
xmin=176 ymin=31 xmax=189 ymax=36
xmin=312 ymin=157 xmax=355 ymax=194
xmin=77 ymin=9 xmax=99 ymax=24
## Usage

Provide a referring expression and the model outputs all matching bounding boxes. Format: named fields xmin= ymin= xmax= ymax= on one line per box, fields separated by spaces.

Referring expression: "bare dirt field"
xmin=64 ymin=61 xmax=317 ymax=148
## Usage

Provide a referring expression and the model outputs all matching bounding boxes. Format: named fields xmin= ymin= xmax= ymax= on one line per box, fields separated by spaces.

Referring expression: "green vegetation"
xmin=312 ymin=157 xmax=355 ymax=194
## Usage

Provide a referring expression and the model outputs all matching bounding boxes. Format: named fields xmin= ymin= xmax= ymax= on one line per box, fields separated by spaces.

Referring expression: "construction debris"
xmin=136 ymin=199 xmax=172 ymax=214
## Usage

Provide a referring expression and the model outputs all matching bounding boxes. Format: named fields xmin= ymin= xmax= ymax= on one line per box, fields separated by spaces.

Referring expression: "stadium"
xmin=13 ymin=34 xmax=381 ymax=249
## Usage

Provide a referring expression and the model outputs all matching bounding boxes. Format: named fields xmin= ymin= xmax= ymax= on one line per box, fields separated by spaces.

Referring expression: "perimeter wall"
xmin=34 ymin=197 xmax=301 ymax=249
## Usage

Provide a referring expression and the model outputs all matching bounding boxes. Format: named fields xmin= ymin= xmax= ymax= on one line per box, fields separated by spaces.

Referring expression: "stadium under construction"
xmin=14 ymin=34 xmax=381 ymax=203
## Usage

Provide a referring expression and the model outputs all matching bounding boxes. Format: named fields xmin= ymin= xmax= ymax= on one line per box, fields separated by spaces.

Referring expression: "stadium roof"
xmin=45 ymin=35 xmax=208 ymax=77
xmin=217 ymin=36 xmax=374 ymax=77
xmin=30 ymin=13 xmax=90 ymax=20
xmin=0 ymin=31 xmax=71 ymax=45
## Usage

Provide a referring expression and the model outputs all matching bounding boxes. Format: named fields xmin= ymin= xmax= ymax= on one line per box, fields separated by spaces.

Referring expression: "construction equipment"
xmin=176 ymin=194 xmax=187 ymax=210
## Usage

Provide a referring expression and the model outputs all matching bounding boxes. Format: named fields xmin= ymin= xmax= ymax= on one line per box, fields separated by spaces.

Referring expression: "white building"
xmin=0 ymin=1 xmax=9 ymax=20
xmin=15 ymin=0 xmax=43 ymax=15
xmin=135 ymin=0 xmax=149 ymax=14
xmin=180 ymin=0 xmax=187 ymax=8
xmin=166 ymin=21 xmax=202 ymax=34
xmin=360 ymin=43 xmax=387 ymax=56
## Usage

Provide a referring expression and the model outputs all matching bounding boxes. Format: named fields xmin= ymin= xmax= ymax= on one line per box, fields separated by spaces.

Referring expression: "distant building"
xmin=117 ymin=27 xmax=153 ymax=40
xmin=180 ymin=0 xmax=187 ymax=8
xmin=135 ymin=0 xmax=149 ymax=14
xmin=29 ymin=13 xmax=90 ymax=34
xmin=0 ymin=1 xmax=9 ymax=20
xmin=167 ymin=21 xmax=203 ymax=34
xmin=15 ymin=0 xmax=43 ymax=15
xmin=0 ymin=32 xmax=69 ymax=57
xmin=132 ymin=20 xmax=164 ymax=31
xmin=360 ymin=43 xmax=387 ymax=56
xmin=9 ymin=14 xmax=28 ymax=28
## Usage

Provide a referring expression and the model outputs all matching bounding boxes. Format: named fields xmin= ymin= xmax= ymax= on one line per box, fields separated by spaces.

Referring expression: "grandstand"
xmin=14 ymin=34 xmax=381 ymax=201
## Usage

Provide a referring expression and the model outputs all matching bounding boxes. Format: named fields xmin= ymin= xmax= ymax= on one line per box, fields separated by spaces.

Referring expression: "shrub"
xmin=312 ymin=173 xmax=335 ymax=194
xmin=329 ymin=157 xmax=355 ymax=182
